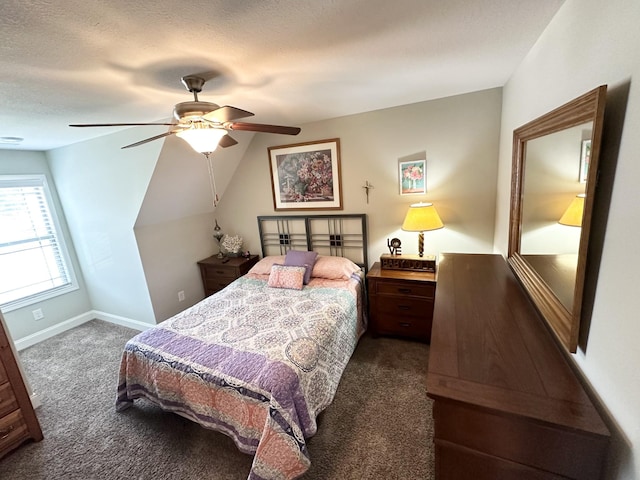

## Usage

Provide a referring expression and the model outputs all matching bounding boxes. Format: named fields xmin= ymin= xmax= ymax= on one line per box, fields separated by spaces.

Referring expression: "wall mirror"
xmin=508 ymin=86 xmax=607 ymax=353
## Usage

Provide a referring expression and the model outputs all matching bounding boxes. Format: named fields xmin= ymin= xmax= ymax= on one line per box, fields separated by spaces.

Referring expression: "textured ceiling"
xmin=0 ymin=0 xmax=564 ymax=151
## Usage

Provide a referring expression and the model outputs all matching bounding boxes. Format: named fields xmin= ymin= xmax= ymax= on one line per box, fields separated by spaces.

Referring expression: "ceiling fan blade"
xmin=202 ymin=106 xmax=254 ymax=123
xmin=218 ymin=134 xmax=238 ymax=148
xmin=70 ymin=123 xmax=176 ymax=127
xmin=228 ymin=122 xmax=301 ymax=135
xmin=121 ymin=130 xmax=178 ymax=149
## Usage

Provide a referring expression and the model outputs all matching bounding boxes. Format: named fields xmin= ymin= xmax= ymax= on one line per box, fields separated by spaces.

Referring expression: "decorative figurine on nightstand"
xmin=221 ymin=234 xmax=243 ymax=257
xmin=387 ymin=237 xmax=402 ymax=255
xmin=213 ymin=220 xmax=224 ymax=258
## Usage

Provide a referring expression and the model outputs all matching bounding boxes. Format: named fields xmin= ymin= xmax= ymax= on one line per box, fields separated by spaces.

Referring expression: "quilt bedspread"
xmin=116 ymin=274 xmax=365 ymax=480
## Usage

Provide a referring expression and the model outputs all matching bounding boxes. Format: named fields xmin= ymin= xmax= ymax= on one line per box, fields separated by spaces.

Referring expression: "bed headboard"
xmin=257 ymin=214 xmax=369 ymax=273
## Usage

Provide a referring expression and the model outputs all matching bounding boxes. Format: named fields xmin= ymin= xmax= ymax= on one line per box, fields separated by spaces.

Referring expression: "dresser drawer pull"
xmin=399 ymin=322 xmax=411 ymax=328
xmin=0 ymin=425 xmax=14 ymax=440
xmin=398 ymin=288 xmax=412 ymax=294
xmin=398 ymin=305 xmax=411 ymax=310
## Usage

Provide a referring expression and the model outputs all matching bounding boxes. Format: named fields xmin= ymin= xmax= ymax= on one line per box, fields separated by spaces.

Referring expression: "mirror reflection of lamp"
xmin=401 ymin=202 xmax=444 ymax=257
xmin=558 ymin=194 xmax=585 ymax=227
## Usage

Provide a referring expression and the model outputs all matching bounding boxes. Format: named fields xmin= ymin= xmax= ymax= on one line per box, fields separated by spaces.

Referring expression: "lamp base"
xmin=380 ymin=254 xmax=436 ymax=273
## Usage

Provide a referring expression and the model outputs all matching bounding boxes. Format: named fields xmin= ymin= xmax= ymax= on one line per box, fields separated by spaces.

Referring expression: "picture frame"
xmin=399 ymin=159 xmax=426 ymax=195
xmin=579 ymin=139 xmax=591 ymax=183
xmin=268 ymin=138 xmax=343 ymax=211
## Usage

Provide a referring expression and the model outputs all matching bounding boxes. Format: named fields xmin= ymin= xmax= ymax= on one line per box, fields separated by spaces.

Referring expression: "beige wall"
xmin=214 ymin=88 xmax=502 ymax=265
xmin=495 ymin=0 xmax=640 ymax=477
xmin=47 ymin=128 xmax=162 ymax=325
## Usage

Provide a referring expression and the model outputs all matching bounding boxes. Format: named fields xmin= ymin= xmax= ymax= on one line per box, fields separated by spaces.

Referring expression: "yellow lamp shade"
xmin=401 ymin=202 xmax=444 ymax=257
xmin=558 ymin=194 xmax=585 ymax=227
xmin=402 ymin=202 xmax=444 ymax=232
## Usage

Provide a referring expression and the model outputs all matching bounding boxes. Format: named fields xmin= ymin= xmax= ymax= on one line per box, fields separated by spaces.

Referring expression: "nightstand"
xmin=197 ymin=255 xmax=259 ymax=297
xmin=366 ymin=262 xmax=436 ymax=342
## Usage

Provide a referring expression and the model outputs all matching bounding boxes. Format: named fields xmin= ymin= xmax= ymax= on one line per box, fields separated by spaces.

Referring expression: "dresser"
xmin=427 ymin=254 xmax=609 ymax=479
xmin=197 ymin=255 xmax=260 ymax=297
xmin=0 ymin=312 xmax=43 ymax=459
xmin=366 ymin=262 xmax=436 ymax=342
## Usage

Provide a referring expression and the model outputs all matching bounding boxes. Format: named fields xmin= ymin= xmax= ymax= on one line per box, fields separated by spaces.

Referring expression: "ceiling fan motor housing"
xmin=173 ymin=101 xmax=221 ymax=122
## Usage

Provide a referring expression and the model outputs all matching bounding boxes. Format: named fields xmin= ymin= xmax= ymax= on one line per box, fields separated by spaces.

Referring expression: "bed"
xmin=116 ymin=214 xmax=368 ymax=480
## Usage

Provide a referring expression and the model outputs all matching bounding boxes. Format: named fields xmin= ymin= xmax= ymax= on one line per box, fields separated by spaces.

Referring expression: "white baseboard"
xmin=14 ymin=311 xmax=95 ymax=351
xmin=91 ymin=310 xmax=152 ymax=332
xmin=14 ymin=310 xmax=152 ymax=351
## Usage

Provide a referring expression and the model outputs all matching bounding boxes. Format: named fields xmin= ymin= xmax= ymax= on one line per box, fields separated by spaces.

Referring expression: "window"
xmin=0 ymin=174 xmax=78 ymax=312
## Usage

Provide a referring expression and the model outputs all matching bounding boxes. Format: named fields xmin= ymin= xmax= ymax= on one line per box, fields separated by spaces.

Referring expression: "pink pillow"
xmin=248 ymin=255 xmax=285 ymax=275
xmin=311 ymin=256 xmax=361 ymax=280
xmin=267 ymin=265 xmax=306 ymax=290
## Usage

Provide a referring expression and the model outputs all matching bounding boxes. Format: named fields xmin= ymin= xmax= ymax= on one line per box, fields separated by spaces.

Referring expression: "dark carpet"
xmin=0 ymin=320 xmax=434 ymax=479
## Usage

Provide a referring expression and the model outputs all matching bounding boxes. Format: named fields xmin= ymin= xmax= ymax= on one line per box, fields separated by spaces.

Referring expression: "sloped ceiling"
xmin=134 ymin=130 xmax=255 ymax=226
xmin=1 ymin=0 xmax=563 ymax=151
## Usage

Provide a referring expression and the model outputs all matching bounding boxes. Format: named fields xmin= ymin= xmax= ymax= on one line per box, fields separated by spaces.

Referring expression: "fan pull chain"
xmin=203 ymin=152 xmax=219 ymax=207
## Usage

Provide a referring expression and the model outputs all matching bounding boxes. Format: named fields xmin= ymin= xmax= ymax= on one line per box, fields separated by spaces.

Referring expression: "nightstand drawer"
xmin=366 ymin=262 xmax=436 ymax=342
xmin=376 ymin=281 xmax=435 ymax=299
xmin=377 ymin=296 xmax=432 ymax=317
xmin=0 ymin=409 xmax=29 ymax=454
xmin=0 ymin=382 xmax=18 ymax=418
xmin=375 ymin=314 xmax=431 ymax=339
xmin=198 ymin=255 xmax=260 ymax=297
xmin=202 ymin=270 xmax=236 ymax=283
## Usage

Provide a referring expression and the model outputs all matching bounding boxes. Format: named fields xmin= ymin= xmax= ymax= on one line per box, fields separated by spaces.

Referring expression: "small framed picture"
xmin=579 ymin=139 xmax=591 ymax=183
xmin=268 ymin=138 xmax=342 ymax=211
xmin=399 ymin=159 xmax=426 ymax=195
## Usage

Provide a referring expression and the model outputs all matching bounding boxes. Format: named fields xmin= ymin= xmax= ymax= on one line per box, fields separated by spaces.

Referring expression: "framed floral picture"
xmin=399 ymin=159 xmax=426 ymax=195
xmin=268 ymin=138 xmax=343 ymax=211
xmin=579 ymin=139 xmax=591 ymax=183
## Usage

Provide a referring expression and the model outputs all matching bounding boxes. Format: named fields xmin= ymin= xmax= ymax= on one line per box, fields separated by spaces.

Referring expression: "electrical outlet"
xmin=178 ymin=290 xmax=185 ymax=302
xmin=32 ymin=308 xmax=44 ymax=320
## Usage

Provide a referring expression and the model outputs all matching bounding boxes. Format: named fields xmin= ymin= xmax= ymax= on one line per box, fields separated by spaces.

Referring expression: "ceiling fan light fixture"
xmin=176 ymin=126 xmax=227 ymax=153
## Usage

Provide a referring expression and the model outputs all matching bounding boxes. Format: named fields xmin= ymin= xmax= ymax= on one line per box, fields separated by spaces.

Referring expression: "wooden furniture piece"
xmin=427 ymin=253 xmax=609 ymax=480
xmin=366 ymin=262 xmax=436 ymax=342
xmin=0 ymin=312 xmax=43 ymax=459
xmin=197 ymin=255 xmax=259 ymax=297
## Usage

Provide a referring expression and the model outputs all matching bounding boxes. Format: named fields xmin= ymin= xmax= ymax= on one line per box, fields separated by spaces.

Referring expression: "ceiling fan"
xmin=70 ymin=75 xmax=301 ymax=153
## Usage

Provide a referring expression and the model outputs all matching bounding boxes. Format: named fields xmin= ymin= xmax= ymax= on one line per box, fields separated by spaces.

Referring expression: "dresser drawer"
xmin=376 ymin=280 xmax=435 ymax=299
xmin=0 ymin=382 xmax=18 ymax=418
xmin=375 ymin=313 xmax=431 ymax=339
xmin=0 ymin=409 xmax=29 ymax=454
xmin=0 ymin=361 xmax=7 ymax=384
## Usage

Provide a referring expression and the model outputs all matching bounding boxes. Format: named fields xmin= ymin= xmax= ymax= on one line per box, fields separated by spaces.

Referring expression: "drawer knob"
xmin=0 ymin=425 xmax=14 ymax=440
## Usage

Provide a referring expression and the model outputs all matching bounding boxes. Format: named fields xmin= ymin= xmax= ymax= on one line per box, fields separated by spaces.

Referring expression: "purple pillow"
xmin=284 ymin=250 xmax=318 ymax=284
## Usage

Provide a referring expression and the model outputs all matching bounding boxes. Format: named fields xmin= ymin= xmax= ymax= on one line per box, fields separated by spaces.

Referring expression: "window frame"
xmin=0 ymin=174 xmax=79 ymax=312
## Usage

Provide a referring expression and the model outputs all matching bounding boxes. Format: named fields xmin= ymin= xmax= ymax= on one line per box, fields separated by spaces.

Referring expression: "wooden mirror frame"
xmin=508 ymin=86 xmax=607 ymax=353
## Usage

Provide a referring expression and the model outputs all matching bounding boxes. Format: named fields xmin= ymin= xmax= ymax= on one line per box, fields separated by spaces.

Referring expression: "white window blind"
xmin=0 ymin=175 xmax=77 ymax=311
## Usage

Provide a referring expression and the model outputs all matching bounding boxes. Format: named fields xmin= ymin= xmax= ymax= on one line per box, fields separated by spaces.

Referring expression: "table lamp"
xmin=402 ymin=202 xmax=444 ymax=257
